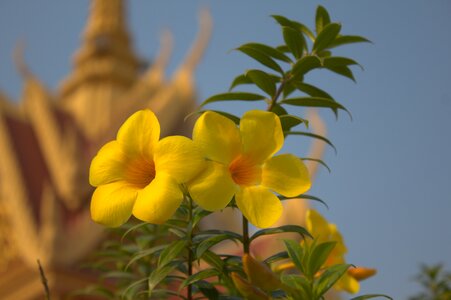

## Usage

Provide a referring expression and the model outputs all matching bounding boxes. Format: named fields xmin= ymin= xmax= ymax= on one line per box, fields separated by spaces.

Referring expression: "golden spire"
xmin=60 ymin=0 xmax=140 ymax=97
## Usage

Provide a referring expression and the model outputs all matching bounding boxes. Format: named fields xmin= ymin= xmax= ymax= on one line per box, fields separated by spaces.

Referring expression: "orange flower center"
xmin=229 ymin=155 xmax=262 ymax=186
xmin=125 ymin=157 xmax=156 ymax=188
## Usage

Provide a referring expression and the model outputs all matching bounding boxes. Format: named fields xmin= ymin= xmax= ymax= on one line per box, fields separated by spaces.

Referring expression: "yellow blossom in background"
xmin=89 ymin=109 xmax=205 ymax=227
xmin=188 ymin=110 xmax=311 ymax=228
xmin=306 ymin=209 xmax=376 ymax=294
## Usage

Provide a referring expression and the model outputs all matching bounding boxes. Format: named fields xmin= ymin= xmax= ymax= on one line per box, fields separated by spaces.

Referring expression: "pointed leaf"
xmin=240 ymin=42 xmax=292 ymax=63
xmin=158 ymin=239 xmax=187 ymax=268
xmin=279 ymin=114 xmax=309 ymax=131
xmin=229 ymin=74 xmax=253 ymax=90
xmin=246 ymin=69 xmax=277 ymax=97
xmin=283 ymin=26 xmax=305 ymax=59
xmin=329 ymin=35 xmax=371 ymax=49
xmin=180 ymin=269 xmax=220 ymax=288
xmin=196 ymin=234 xmax=240 ymax=259
xmin=325 ymin=65 xmax=356 ymax=82
xmin=271 ymin=104 xmax=288 ymax=116
xmin=308 ymin=241 xmax=337 ymax=276
xmin=350 ymin=295 xmax=393 ymax=300
xmin=125 ymin=245 xmax=166 ymax=271
xmin=292 ymin=56 xmax=322 ymax=77
xmin=282 ymin=274 xmax=312 ymax=299
xmin=314 ymin=264 xmax=352 ymax=298
xmin=323 ymin=56 xmax=362 ymax=70
xmin=251 ymin=225 xmax=311 ymax=242
xmin=283 ymin=239 xmax=305 ymax=273
xmin=313 ymin=23 xmax=342 ymax=53
xmin=200 ymin=92 xmax=266 ymax=107
xmin=279 ymin=194 xmax=329 ymax=209
xmin=201 ymin=250 xmax=225 ymax=270
xmin=264 ymin=251 xmax=289 ymax=265
xmin=293 ymin=82 xmax=333 ymax=99
xmin=315 ymin=5 xmax=331 ymax=34
xmin=285 ymin=131 xmax=337 ymax=153
xmin=148 ymin=262 xmax=179 ymax=294
xmin=272 ymin=15 xmax=315 ymax=41
xmin=280 ymin=97 xmax=350 ymax=118
xmin=237 ymin=45 xmax=284 ymax=74
xmin=300 ymin=157 xmax=331 ymax=173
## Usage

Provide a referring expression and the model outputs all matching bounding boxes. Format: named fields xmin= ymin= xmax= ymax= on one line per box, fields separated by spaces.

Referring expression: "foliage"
xmin=77 ymin=5 xmax=390 ymax=300
xmin=409 ymin=264 xmax=451 ymax=300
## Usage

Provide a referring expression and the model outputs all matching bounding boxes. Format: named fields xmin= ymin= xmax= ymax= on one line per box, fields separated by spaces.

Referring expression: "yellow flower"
xmin=306 ymin=209 xmax=376 ymax=294
xmin=89 ymin=109 xmax=205 ymax=227
xmin=188 ymin=110 xmax=311 ymax=228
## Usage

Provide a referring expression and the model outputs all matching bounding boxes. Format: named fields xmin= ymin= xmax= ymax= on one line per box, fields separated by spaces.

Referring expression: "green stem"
xmin=242 ymin=214 xmax=250 ymax=254
xmin=187 ymin=196 xmax=194 ymax=300
xmin=267 ymin=79 xmax=286 ymax=112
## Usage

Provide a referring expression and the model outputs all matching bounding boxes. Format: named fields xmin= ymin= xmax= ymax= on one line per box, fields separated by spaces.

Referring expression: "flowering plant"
xmin=82 ymin=6 xmax=390 ymax=300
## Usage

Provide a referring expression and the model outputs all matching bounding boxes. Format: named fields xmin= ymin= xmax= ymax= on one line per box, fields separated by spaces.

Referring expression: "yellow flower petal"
xmin=262 ymin=154 xmax=311 ymax=197
xmin=132 ymin=173 xmax=183 ymax=224
xmin=116 ymin=109 xmax=160 ymax=158
xmin=154 ymin=135 xmax=206 ymax=183
xmin=336 ymin=273 xmax=360 ymax=294
xmin=193 ymin=111 xmax=241 ymax=164
xmin=89 ymin=141 xmax=129 ymax=186
xmin=90 ymin=181 xmax=139 ymax=227
xmin=188 ymin=161 xmax=238 ymax=211
xmin=240 ymin=110 xmax=284 ymax=164
xmin=236 ymin=186 xmax=282 ymax=228
xmin=306 ymin=209 xmax=332 ymax=243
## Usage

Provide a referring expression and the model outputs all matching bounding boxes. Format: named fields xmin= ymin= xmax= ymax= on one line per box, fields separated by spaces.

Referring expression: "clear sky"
xmin=1 ymin=1 xmax=451 ymax=299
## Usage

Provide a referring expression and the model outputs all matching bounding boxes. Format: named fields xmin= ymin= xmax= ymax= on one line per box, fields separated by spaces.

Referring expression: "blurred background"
xmin=0 ymin=1 xmax=450 ymax=299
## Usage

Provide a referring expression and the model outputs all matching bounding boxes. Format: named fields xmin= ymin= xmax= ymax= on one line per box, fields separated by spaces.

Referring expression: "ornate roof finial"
xmin=60 ymin=0 xmax=140 ymax=98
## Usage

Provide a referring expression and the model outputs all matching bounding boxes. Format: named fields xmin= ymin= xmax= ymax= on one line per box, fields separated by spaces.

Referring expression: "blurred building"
xmin=0 ymin=0 xmax=211 ymax=298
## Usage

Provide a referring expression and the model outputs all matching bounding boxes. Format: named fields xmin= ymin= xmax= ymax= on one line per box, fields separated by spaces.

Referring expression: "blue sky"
xmin=1 ymin=1 xmax=451 ymax=299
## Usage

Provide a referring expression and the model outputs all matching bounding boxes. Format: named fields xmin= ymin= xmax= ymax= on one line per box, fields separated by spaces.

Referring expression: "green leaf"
xmin=201 ymin=250 xmax=225 ymax=270
xmin=315 ymin=5 xmax=331 ymax=34
xmin=272 ymin=15 xmax=315 ymax=42
xmin=323 ymin=56 xmax=362 ymax=70
xmin=313 ymin=23 xmax=341 ymax=53
xmin=280 ymin=97 xmax=350 ymax=119
xmin=237 ymin=45 xmax=284 ymax=74
xmin=246 ymin=69 xmax=277 ymax=97
xmin=125 ymin=245 xmax=166 ymax=271
xmin=251 ymin=225 xmax=312 ymax=242
xmin=308 ymin=241 xmax=337 ymax=276
xmin=285 ymin=131 xmax=337 ymax=153
xmin=300 ymin=157 xmax=331 ymax=173
xmin=329 ymin=35 xmax=371 ymax=49
xmin=283 ymin=26 xmax=305 ymax=59
xmin=325 ymin=65 xmax=356 ymax=82
xmin=229 ymin=74 xmax=252 ymax=90
xmin=314 ymin=264 xmax=352 ymax=298
xmin=282 ymin=81 xmax=298 ymax=98
xmin=200 ymin=92 xmax=266 ymax=107
xmin=264 ymin=251 xmax=289 ymax=265
xmin=282 ymin=274 xmax=312 ymax=299
xmin=350 ymin=294 xmax=393 ymax=300
xmin=148 ymin=262 xmax=179 ymax=294
xmin=180 ymin=269 xmax=220 ymax=289
xmin=158 ymin=239 xmax=187 ymax=268
xmin=283 ymin=239 xmax=305 ymax=273
xmin=240 ymin=42 xmax=292 ymax=63
xmin=279 ymin=194 xmax=329 ymax=209
xmin=271 ymin=104 xmax=288 ymax=116
xmin=196 ymin=234 xmax=240 ymax=259
xmin=292 ymin=56 xmax=322 ymax=77
xmin=293 ymin=82 xmax=333 ymax=99
xmin=279 ymin=114 xmax=309 ymax=131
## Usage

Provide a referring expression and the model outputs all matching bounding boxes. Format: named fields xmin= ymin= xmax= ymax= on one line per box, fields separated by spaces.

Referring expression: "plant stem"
xmin=267 ymin=79 xmax=286 ymax=112
xmin=242 ymin=214 xmax=250 ymax=254
xmin=187 ymin=196 xmax=194 ymax=300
